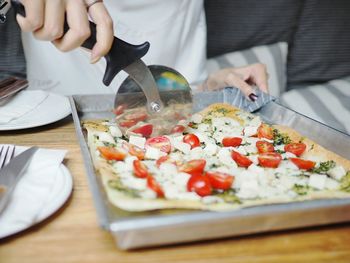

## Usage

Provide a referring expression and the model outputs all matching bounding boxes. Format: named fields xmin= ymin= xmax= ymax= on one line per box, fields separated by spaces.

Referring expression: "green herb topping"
xmin=214 ymin=189 xmax=242 ymax=204
xmin=188 ymin=122 xmax=198 ymax=129
xmin=340 ymin=172 xmax=350 ymax=193
xmin=202 ymin=118 xmax=212 ymax=125
xmin=275 ymin=149 xmax=286 ymax=154
xmin=108 ymin=179 xmax=140 ymax=198
xmin=312 ymin=160 xmax=336 ymax=174
xmin=293 ymin=184 xmax=310 ymax=195
xmin=273 ymin=129 xmax=292 ymax=146
xmin=103 ymin=141 xmax=116 ymax=147
xmin=216 ymin=108 xmax=230 ymax=114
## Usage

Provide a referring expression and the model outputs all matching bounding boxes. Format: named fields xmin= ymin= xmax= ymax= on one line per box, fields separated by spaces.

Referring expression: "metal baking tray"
xmin=69 ymin=92 xmax=350 ymax=250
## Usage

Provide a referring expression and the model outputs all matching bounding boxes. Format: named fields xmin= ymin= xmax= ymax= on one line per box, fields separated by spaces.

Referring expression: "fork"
xmin=0 ymin=145 xmax=16 ymax=170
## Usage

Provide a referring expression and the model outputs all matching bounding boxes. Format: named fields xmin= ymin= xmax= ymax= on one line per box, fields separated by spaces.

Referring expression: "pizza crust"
xmin=84 ymin=103 xmax=350 ymax=212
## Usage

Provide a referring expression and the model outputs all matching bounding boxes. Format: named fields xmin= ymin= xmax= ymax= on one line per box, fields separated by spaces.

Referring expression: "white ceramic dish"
xmin=0 ymin=164 xmax=73 ymax=239
xmin=0 ymin=92 xmax=71 ymax=131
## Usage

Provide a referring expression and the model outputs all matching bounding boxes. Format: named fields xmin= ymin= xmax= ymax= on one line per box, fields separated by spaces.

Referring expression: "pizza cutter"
xmin=9 ymin=0 xmax=193 ymax=136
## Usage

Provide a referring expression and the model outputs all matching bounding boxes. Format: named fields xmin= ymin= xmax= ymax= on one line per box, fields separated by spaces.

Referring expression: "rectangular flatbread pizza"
xmin=83 ymin=103 xmax=350 ymax=211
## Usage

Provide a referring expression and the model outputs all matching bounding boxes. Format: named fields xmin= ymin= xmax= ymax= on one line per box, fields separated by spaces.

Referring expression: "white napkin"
xmin=0 ymin=146 xmax=69 ymax=238
xmin=0 ymin=90 xmax=49 ymax=124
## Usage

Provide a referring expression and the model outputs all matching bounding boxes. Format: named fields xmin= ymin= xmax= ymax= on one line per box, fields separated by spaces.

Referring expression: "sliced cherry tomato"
xmin=112 ymin=104 xmax=126 ymax=115
xmin=206 ymin=171 xmax=234 ymax=190
xmin=231 ymin=151 xmax=253 ymax=167
xmin=187 ymin=174 xmax=212 ymax=197
xmin=170 ymin=125 xmax=186 ymax=134
xmin=156 ymin=155 xmax=177 ymax=168
xmin=124 ymin=112 xmax=148 ymax=122
xmin=284 ymin=143 xmax=307 ymax=157
xmin=146 ymin=136 xmax=171 ymax=153
xmin=183 ymin=133 xmax=200 ymax=149
xmin=128 ymin=144 xmax=145 ymax=160
xmin=122 ymin=142 xmax=145 ymax=160
xmin=98 ymin=146 xmax=126 ymax=161
xmin=256 ymin=140 xmax=275 ymax=154
xmin=179 ymin=159 xmax=206 ymax=176
xmin=258 ymin=152 xmax=282 ymax=168
xmin=147 ymin=175 xmax=164 ymax=197
xmin=131 ymin=124 xmax=153 ymax=137
xmin=222 ymin=137 xmax=242 ymax=147
xmin=133 ymin=160 xmax=149 ymax=178
xmin=174 ymin=112 xmax=186 ymax=120
xmin=290 ymin=157 xmax=316 ymax=170
xmin=257 ymin=123 xmax=274 ymax=140
xmin=119 ymin=120 xmax=137 ymax=128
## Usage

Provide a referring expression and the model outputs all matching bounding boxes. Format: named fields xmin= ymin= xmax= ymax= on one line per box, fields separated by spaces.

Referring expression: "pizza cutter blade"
xmin=10 ymin=1 xmax=193 ymax=136
xmin=114 ymin=64 xmax=192 ymax=137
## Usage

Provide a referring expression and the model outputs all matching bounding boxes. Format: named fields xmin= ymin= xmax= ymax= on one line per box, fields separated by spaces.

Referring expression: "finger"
xmin=53 ymin=0 xmax=90 ymax=52
xmin=16 ymin=0 xmax=45 ymax=32
xmin=225 ymin=73 xmax=257 ymax=101
xmin=88 ymin=3 xmax=114 ymax=63
xmin=33 ymin=0 xmax=65 ymax=41
xmin=250 ymin=63 xmax=269 ymax=93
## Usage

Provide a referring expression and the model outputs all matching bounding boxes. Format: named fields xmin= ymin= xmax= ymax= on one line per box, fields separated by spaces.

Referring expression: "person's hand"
xmin=197 ymin=63 xmax=269 ymax=101
xmin=16 ymin=0 xmax=114 ymax=64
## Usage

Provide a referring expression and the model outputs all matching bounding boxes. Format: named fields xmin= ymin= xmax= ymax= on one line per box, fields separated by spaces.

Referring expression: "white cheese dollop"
xmin=218 ymin=148 xmax=237 ymax=168
xmin=173 ymin=140 xmax=191 ymax=154
xmin=191 ymin=113 xmax=203 ymax=123
xmin=129 ymin=135 xmax=146 ymax=149
xmin=325 ymin=177 xmax=340 ymax=190
xmin=237 ymin=180 xmax=259 ymax=199
xmin=139 ymin=189 xmax=157 ymax=199
xmin=145 ymin=146 xmax=166 ymax=160
xmin=243 ymin=126 xmax=259 ymax=137
xmin=113 ymin=162 xmax=132 ymax=175
xmin=249 ymin=116 xmax=262 ymax=127
xmin=159 ymin=162 xmax=178 ymax=175
xmin=328 ymin=165 xmax=346 ymax=181
xmin=121 ymin=176 xmax=147 ymax=191
xmin=236 ymin=146 xmax=247 ymax=155
xmin=212 ymin=117 xmax=240 ymax=130
xmin=109 ymin=125 xmax=122 ymax=137
xmin=282 ymin=152 xmax=297 ymax=159
xmin=249 ymin=154 xmax=259 ymax=165
xmin=95 ymin=131 xmax=116 ymax=144
xmin=204 ymin=143 xmax=218 ymax=156
xmin=198 ymin=123 xmax=211 ymax=133
xmin=308 ymin=174 xmax=327 ymax=190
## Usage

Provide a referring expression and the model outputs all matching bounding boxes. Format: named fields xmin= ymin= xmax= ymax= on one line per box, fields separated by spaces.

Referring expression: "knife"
xmin=0 ymin=146 xmax=38 ymax=214
xmin=9 ymin=1 xmax=193 ymax=136
xmin=0 ymin=77 xmax=28 ymax=101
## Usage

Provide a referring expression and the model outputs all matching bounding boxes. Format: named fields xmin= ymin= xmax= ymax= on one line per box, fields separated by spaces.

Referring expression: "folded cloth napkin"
xmin=192 ymin=87 xmax=276 ymax=113
xmin=0 ymin=146 xmax=69 ymax=238
xmin=223 ymin=87 xmax=276 ymax=112
xmin=0 ymin=90 xmax=49 ymax=124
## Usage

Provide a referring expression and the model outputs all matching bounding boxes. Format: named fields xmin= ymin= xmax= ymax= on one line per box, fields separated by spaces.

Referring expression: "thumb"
xmin=225 ymin=73 xmax=257 ymax=101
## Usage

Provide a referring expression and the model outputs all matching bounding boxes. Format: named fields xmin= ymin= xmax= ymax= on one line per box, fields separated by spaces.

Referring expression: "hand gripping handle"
xmin=12 ymin=1 xmax=149 ymax=86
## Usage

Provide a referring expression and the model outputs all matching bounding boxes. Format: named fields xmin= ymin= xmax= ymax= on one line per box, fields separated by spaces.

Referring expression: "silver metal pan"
xmin=69 ymin=91 xmax=350 ymax=250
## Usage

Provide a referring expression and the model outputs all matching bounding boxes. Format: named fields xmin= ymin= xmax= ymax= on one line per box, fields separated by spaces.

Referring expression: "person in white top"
xmin=17 ymin=0 xmax=267 ymax=101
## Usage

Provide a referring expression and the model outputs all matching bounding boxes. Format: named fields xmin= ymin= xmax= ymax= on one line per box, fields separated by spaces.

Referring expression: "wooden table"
xmin=1 ymin=116 xmax=350 ymax=263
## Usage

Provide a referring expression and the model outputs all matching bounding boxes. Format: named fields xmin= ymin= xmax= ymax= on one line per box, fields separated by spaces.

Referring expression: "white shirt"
xmin=23 ymin=0 xmax=207 ymax=95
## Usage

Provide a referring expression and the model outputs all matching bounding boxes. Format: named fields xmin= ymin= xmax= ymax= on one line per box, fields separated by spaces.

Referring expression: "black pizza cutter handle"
xmin=12 ymin=1 xmax=149 ymax=86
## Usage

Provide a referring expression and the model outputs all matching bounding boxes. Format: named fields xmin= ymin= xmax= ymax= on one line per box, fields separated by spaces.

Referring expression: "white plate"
xmin=0 ymin=92 xmax=71 ymax=131
xmin=36 ymin=165 xmax=73 ymax=222
xmin=0 ymin=164 xmax=73 ymax=239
